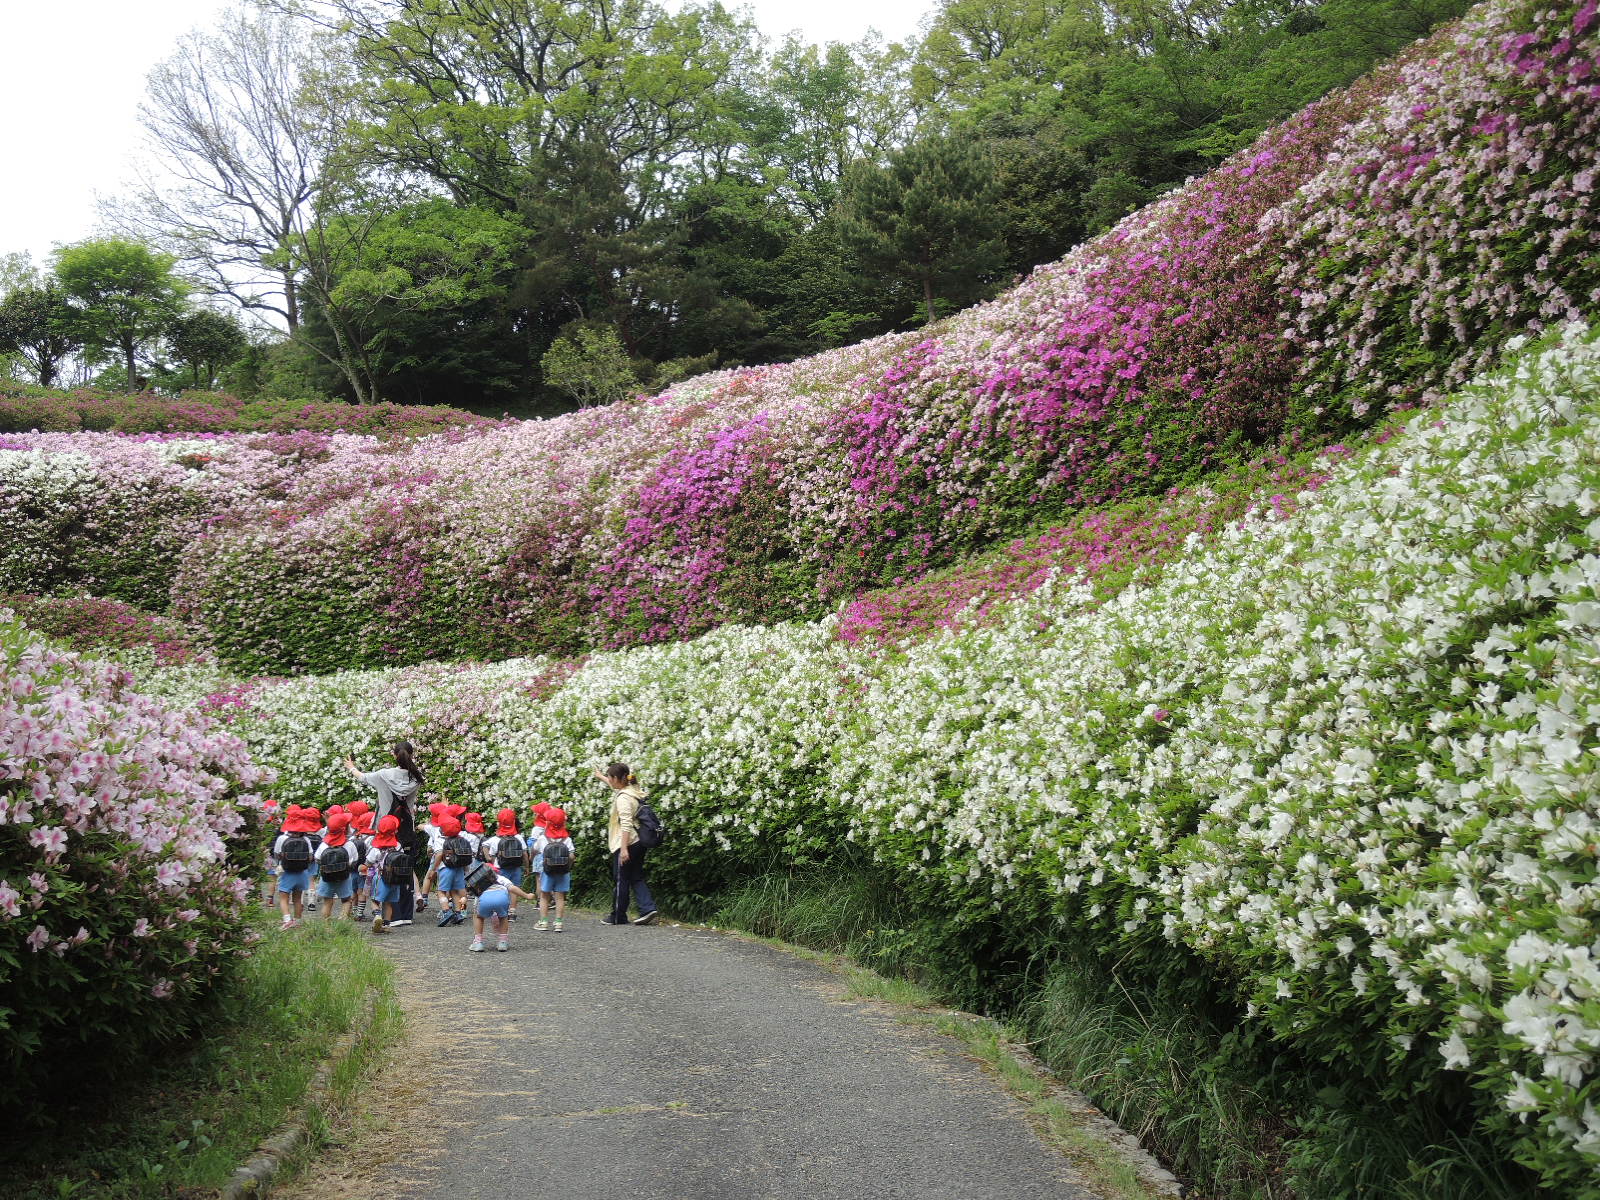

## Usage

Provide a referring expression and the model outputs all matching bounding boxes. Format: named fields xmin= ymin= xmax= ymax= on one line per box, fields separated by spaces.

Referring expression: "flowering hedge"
xmin=0 ymin=382 xmax=494 ymax=438
xmin=124 ymin=324 xmax=1600 ymax=1191
xmin=0 ymin=594 xmax=208 ymax=666
xmin=0 ymin=612 xmax=273 ymax=1085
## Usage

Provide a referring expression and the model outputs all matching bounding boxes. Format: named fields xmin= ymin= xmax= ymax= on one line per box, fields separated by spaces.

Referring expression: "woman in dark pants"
xmin=595 ymin=762 xmax=657 ymax=925
xmin=346 ymin=741 xmax=423 ymax=925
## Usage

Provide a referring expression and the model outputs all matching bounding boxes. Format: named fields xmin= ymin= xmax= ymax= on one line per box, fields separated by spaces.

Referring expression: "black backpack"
xmin=319 ymin=844 xmax=352 ymax=883
xmin=463 ymin=859 xmax=497 ymax=896
xmin=634 ymin=802 xmax=664 ymax=851
xmin=443 ymin=835 xmax=475 ymax=870
xmin=352 ymin=835 xmax=372 ymax=866
xmin=540 ymin=838 xmax=573 ymax=876
xmin=380 ymin=849 xmax=414 ymax=885
xmin=495 ymin=835 xmax=526 ymax=869
xmin=279 ymin=834 xmax=313 ymax=871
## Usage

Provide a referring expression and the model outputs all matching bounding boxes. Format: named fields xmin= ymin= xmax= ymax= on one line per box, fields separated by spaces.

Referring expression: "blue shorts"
xmin=317 ymin=875 xmax=354 ymax=900
xmin=371 ymin=876 xmax=399 ymax=904
xmin=437 ymin=865 xmax=466 ymax=892
xmin=277 ymin=870 xmax=311 ymax=893
xmin=477 ymin=888 xmax=510 ymax=921
xmin=495 ymin=866 xmax=524 ymax=888
xmin=539 ymin=871 xmax=571 ymax=894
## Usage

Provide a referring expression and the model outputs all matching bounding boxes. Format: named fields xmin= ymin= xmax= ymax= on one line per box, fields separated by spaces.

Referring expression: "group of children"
xmin=268 ymin=800 xmax=576 ymax=953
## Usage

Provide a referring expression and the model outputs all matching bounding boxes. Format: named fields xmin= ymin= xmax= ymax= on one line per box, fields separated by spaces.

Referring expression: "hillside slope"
xmin=0 ymin=0 xmax=1594 ymax=674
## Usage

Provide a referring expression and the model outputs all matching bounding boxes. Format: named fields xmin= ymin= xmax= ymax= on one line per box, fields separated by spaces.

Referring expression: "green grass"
xmin=0 ymin=914 xmax=400 ymax=1200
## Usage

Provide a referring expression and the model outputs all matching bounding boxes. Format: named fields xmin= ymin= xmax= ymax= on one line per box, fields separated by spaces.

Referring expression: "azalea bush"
xmin=0 ymin=612 xmax=273 ymax=1092
xmin=0 ymin=594 xmax=208 ymax=665
xmin=0 ymin=382 xmax=495 ymax=438
xmin=121 ymin=324 xmax=1600 ymax=1191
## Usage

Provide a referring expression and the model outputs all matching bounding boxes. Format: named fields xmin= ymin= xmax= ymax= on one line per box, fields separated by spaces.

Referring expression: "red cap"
xmin=373 ymin=814 xmax=400 ymax=849
xmin=439 ymin=816 xmax=462 ymax=838
xmin=465 ymin=812 xmax=485 ymax=835
xmin=354 ymin=811 xmax=375 ymax=834
xmin=532 ymin=802 xmax=551 ymax=825
xmin=285 ymin=805 xmax=321 ymax=834
xmin=543 ymin=807 xmax=569 ymax=840
xmin=447 ymin=803 xmax=467 ymax=819
xmin=324 ymin=813 xmax=351 ymax=846
xmin=496 ymin=808 xmax=518 ymax=836
xmin=428 ymin=802 xmax=448 ymax=822
xmin=348 ymin=799 xmax=371 ymax=818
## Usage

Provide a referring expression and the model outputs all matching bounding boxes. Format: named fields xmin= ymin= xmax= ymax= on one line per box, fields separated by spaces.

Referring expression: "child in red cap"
xmin=350 ymin=808 xmax=376 ymax=921
xmin=367 ymin=814 xmax=407 ymax=933
xmin=428 ymin=816 xmax=474 ymax=927
xmin=465 ymin=865 xmax=539 ymax=953
xmin=315 ymin=813 xmax=358 ymax=921
xmin=481 ymin=808 xmax=529 ymax=921
xmin=300 ymin=806 xmax=326 ymax=913
xmin=533 ymin=808 xmax=575 ymax=932
xmin=415 ymin=801 xmax=448 ymax=914
xmin=272 ymin=805 xmax=320 ymax=928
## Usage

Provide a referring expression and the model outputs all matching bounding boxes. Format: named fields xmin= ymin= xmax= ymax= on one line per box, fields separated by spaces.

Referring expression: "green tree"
xmin=292 ymin=197 xmax=527 ymax=405
xmin=0 ymin=284 xmax=85 ymax=388
xmin=166 ymin=309 xmax=248 ymax=389
xmin=52 ymin=240 xmax=186 ymax=391
xmin=540 ymin=325 xmax=638 ymax=408
xmin=837 ymin=135 xmax=1004 ymax=324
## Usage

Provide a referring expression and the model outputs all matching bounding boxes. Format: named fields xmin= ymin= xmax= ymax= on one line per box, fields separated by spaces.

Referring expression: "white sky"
xmin=0 ymin=0 xmax=935 ymax=271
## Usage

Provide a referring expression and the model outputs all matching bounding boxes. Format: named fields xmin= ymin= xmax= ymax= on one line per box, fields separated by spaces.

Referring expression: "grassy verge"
xmin=693 ymin=862 xmax=1540 ymax=1200
xmin=1 ymin=913 xmax=400 ymax=1200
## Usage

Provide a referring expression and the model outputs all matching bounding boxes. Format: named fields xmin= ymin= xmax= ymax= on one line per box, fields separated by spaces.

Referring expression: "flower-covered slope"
xmin=128 ymin=322 xmax=1600 ymax=1191
xmin=2 ymin=0 xmax=1595 ymax=674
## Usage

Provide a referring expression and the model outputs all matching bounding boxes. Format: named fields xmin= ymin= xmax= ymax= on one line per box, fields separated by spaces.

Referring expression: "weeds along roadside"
xmin=688 ymin=857 xmax=1542 ymax=1200
xmin=0 ymin=918 xmax=400 ymax=1200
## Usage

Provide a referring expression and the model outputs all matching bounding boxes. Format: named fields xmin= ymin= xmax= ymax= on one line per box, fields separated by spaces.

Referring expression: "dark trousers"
xmin=611 ymin=848 xmax=655 ymax=920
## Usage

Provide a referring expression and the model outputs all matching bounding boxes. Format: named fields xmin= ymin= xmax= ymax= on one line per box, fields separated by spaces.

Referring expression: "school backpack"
xmin=463 ymin=859 xmax=497 ymax=896
xmin=540 ymin=838 xmax=573 ymax=876
xmin=278 ymin=834 xmax=313 ymax=871
xmin=380 ymin=848 xmax=414 ymax=886
xmin=352 ymin=835 xmax=372 ymax=866
xmin=319 ymin=844 xmax=352 ymax=883
xmin=634 ymin=801 xmax=665 ymax=851
xmin=495 ymin=835 xmax=526 ymax=870
xmin=443 ymin=835 xmax=475 ymax=870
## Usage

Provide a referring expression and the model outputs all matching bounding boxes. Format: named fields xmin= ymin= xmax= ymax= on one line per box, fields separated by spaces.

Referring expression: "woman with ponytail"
xmin=346 ymin=741 xmax=424 ymax=925
xmin=595 ymin=762 xmax=658 ymax=925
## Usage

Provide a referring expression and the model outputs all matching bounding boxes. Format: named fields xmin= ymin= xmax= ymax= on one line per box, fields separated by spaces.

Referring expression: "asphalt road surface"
xmin=315 ymin=908 xmax=1102 ymax=1200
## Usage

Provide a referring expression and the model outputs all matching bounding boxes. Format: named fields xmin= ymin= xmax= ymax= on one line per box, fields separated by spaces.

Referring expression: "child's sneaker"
xmin=534 ymin=919 xmax=549 ymax=931
xmin=436 ymin=908 xmax=455 ymax=927
xmin=468 ymin=938 xmax=485 ymax=952
xmin=371 ymin=915 xmax=387 ymax=934
xmin=508 ymin=911 xmax=518 ymax=921
xmin=496 ymin=938 xmax=509 ymax=952
xmin=416 ymin=896 xmax=428 ymax=912
xmin=552 ymin=920 xmax=563 ymax=932
xmin=449 ymin=910 xmax=467 ymax=926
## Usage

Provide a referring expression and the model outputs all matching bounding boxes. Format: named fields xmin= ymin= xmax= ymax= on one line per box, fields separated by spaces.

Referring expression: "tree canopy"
xmin=29 ymin=0 xmax=1479 ymax=410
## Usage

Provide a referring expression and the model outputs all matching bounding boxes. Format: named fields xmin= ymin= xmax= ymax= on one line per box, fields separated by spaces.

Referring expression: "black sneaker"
xmin=633 ymin=910 xmax=659 ymax=925
xmin=600 ymin=915 xmax=625 ymax=925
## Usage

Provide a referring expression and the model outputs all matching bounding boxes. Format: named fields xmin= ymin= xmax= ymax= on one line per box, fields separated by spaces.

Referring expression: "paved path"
xmin=302 ymin=909 xmax=1102 ymax=1200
